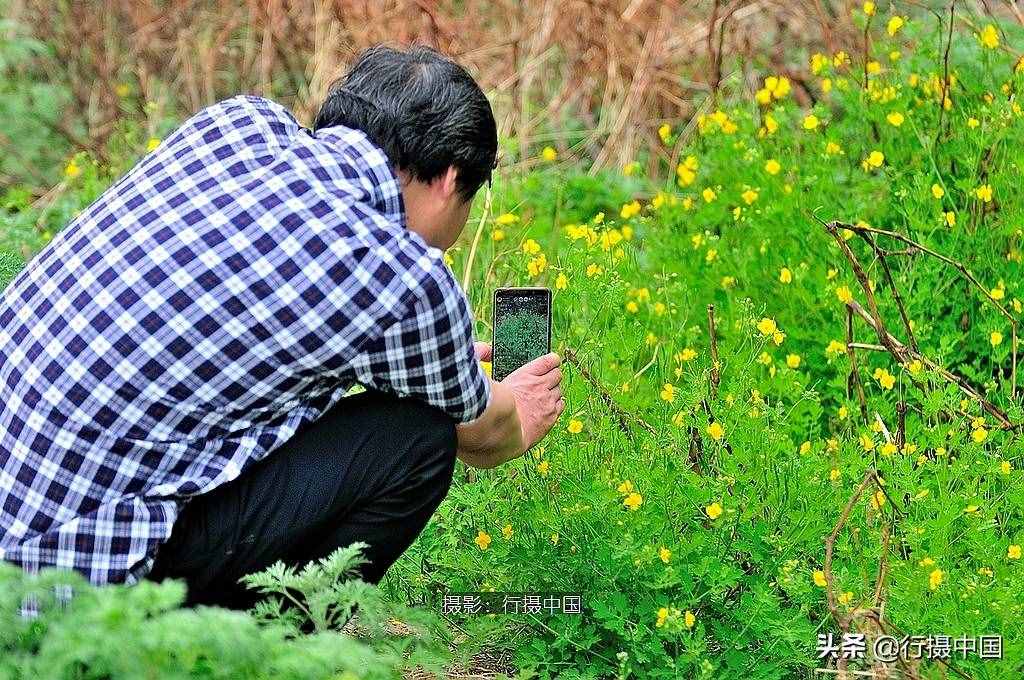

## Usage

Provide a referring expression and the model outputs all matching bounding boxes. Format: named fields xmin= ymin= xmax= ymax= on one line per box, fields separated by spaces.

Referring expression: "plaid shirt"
xmin=0 ymin=95 xmax=491 ymax=586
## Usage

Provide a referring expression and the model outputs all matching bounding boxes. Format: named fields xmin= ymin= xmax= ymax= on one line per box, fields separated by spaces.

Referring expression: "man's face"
xmin=400 ymin=167 xmax=473 ymax=252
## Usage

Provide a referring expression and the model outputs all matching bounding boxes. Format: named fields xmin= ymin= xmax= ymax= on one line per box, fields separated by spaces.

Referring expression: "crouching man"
xmin=0 ymin=45 xmax=563 ymax=610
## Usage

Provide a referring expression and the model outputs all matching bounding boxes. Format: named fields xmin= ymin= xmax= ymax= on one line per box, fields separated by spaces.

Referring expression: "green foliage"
xmin=0 ymin=546 xmax=448 ymax=679
xmin=402 ymin=15 xmax=1024 ymax=680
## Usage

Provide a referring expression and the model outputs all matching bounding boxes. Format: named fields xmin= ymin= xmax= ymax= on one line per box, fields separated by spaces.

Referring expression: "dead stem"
xmin=562 ymin=348 xmax=657 ymax=438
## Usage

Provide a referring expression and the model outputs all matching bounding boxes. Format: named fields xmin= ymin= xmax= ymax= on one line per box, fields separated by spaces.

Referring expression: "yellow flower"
xmin=928 ymin=568 xmax=944 ymax=590
xmin=677 ymin=156 xmax=699 ymax=186
xmin=779 ymin=267 xmax=792 ymax=284
xmin=684 ymin=610 xmax=696 ymax=629
xmin=623 ymin=161 xmax=640 ymax=176
xmin=838 ymin=405 xmax=849 ymax=420
xmin=944 ymin=211 xmax=956 ymax=227
xmin=495 ymin=212 xmax=519 ymax=225
xmin=874 ymin=367 xmax=895 ymax=390
xmin=658 ymin=123 xmax=672 ymax=144
xmin=541 ymin=146 xmax=558 ymax=162
xmin=756 ymin=317 xmax=778 ymax=336
xmin=813 ymin=570 xmax=827 ymax=587
xmin=537 ymin=460 xmax=550 ymax=477
xmin=660 ymin=383 xmax=676 ymax=402
xmin=826 ymin=340 xmax=846 ymax=356
xmin=702 ymin=187 xmax=717 ymax=203
xmin=979 ymin=24 xmax=1000 ymax=49
xmin=964 ymin=505 xmax=980 ymax=514
xmin=656 ymin=607 xmax=669 ymax=628
xmin=931 ymin=183 xmax=944 ymax=200
xmin=146 ymin=137 xmax=161 ymax=153
xmin=567 ymin=419 xmax=583 ymax=434
xmin=803 ymin=114 xmax=820 ymax=131
xmin=972 ymin=426 xmax=988 ymax=443
xmin=617 ymin=480 xmax=635 ymax=495
xmin=864 ymin=150 xmax=885 ymax=168
xmin=886 ymin=16 xmax=904 ymax=36
xmin=555 ymin=273 xmax=568 ymax=290
xmin=741 ymin=189 xmax=759 ymax=205
xmin=886 ymin=112 xmax=904 ymax=127
xmin=825 ymin=141 xmax=843 ymax=155
xmin=829 ymin=468 xmax=840 ymax=481
xmin=870 ymin=489 xmax=886 ymax=510
xmin=1009 ymin=545 xmax=1022 ymax=559
xmin=659 ymin=546 xmax=672 ymax=564
xmin=586 ymin=263 xmax=603 ymax=277
xmin=707 ymin=422 xmax=725 ymax=440
xmin=838 ymin=591 xmax=853 ymax=606
xmin=836 ymin=286 xmax=853 ymax=303
xmin=625 ymin=301 xmax=639 ymax=314
xmin=772 ymin=330 xmax=786 ymax=346
xmin=491 ymin=229 xmax=505 ymax=242
xmin=862 ymin=0 xmax=875 ymax=15
xmin=991 ymin=331 xmax=1004 ymax=346
xmin=705 ymin=502 xmax=723 ymax=520
xmin=763 ymin=75 xmax=791 ymax=100
xmin=763 ymin=113 xmax=779 ymax=135
xmin=502 ymin=524 xmax=513 ymax=540
xmin=623 ymin=492 xmax=643 ymax=511
xmin=527 ymin=253 xmax=547 ymax=277
xmin=522 ymin=238 xmax=541 ymax=255
xmin=976 ymin=184 xmax=993 ymax=202
xmin=475 ymin=530 xmax=492 ymax=550
xmin=765 ymin=159 xmax=781 ymax=175
xmin=620 ymin=200 xmax=641 ymax=219
xmin=786 ymin=354 xmax=801 ymax=369
xmin=860 ymin=433 xmax=876 ymax=452
xmin=866 ymin=60 xmax=881 ymax=76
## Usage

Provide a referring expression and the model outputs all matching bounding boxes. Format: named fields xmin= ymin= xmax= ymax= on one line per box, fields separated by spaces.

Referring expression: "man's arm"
xmin=455 ymin=350 xmax=563 ymax=469
xmin=455 ymin=379 xmax=523 ymax=469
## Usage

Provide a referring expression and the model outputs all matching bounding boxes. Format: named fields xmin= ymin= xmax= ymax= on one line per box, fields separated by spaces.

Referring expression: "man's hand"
xmin=501 ymin=352 xmax=564 ymax=453
xmin=455 ymin=350 xmax=564 ymax=468
xmin=473 ymin=341 xmax=492 ymax=362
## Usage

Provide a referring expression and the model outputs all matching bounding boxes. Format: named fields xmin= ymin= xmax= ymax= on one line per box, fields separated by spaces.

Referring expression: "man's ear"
xmin=438 ymin=166 xmax=460 ymax=201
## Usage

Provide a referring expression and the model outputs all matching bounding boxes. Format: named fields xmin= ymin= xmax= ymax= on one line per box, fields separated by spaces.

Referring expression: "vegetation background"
xmin=3 ymin=0 xmax=1024 ymax=678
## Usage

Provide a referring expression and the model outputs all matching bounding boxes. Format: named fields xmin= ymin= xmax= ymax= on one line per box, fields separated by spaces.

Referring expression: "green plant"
xmin=0 ymin=545 xmax=449 ymax=679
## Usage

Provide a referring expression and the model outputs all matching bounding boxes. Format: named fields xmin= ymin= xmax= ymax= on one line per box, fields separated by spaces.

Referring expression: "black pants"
xmin=146 ymin=387 xmax=458 ymax=610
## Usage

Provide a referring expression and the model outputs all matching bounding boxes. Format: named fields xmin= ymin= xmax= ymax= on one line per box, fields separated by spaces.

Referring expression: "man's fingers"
xmin=527 ymin=352 xmax=561 ymax=375
xmin=544 ymin=367 xmax=562 ymax=388
xmin=474 ymin=341 xmax=493 ymax=362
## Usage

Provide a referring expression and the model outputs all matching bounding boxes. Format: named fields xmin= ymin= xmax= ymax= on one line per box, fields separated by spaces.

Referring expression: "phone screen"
xmin=492 ymin=287 xmax=552 ymax=382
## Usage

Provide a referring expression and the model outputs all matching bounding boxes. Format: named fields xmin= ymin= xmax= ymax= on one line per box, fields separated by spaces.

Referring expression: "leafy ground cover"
xmin=2 ymin=7 xmax=1024 ymax=680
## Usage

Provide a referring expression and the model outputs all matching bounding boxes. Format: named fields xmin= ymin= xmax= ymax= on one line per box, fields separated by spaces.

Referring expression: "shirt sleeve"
xmin=349 ymin=257 xmax=492 ymax=424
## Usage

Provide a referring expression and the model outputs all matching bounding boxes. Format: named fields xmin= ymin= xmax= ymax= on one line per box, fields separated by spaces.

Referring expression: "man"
xmin=0 ymin=44 xmax=564 ymax=610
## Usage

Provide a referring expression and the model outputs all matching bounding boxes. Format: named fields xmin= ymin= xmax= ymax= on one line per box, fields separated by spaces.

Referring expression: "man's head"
xmin=313 ymin=45 xmax=498 ymax=251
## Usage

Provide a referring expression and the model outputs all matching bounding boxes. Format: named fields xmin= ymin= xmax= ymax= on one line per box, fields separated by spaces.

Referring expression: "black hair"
xmin=313 ymin=44 xmax=498 ymax=203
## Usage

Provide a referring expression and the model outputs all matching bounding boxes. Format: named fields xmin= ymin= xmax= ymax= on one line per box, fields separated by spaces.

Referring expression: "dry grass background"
xmin=4 ymin=0 xmax=881 ymax=178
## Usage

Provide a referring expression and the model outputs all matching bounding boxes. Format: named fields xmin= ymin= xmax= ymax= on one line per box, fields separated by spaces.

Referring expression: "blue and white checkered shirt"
xmin=0 ymin=95 xmax=491 ymax=586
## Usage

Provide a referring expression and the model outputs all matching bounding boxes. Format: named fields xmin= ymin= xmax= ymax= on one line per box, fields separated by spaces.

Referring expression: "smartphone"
xmin=492 ymin=287 xmax=552 ymax=382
